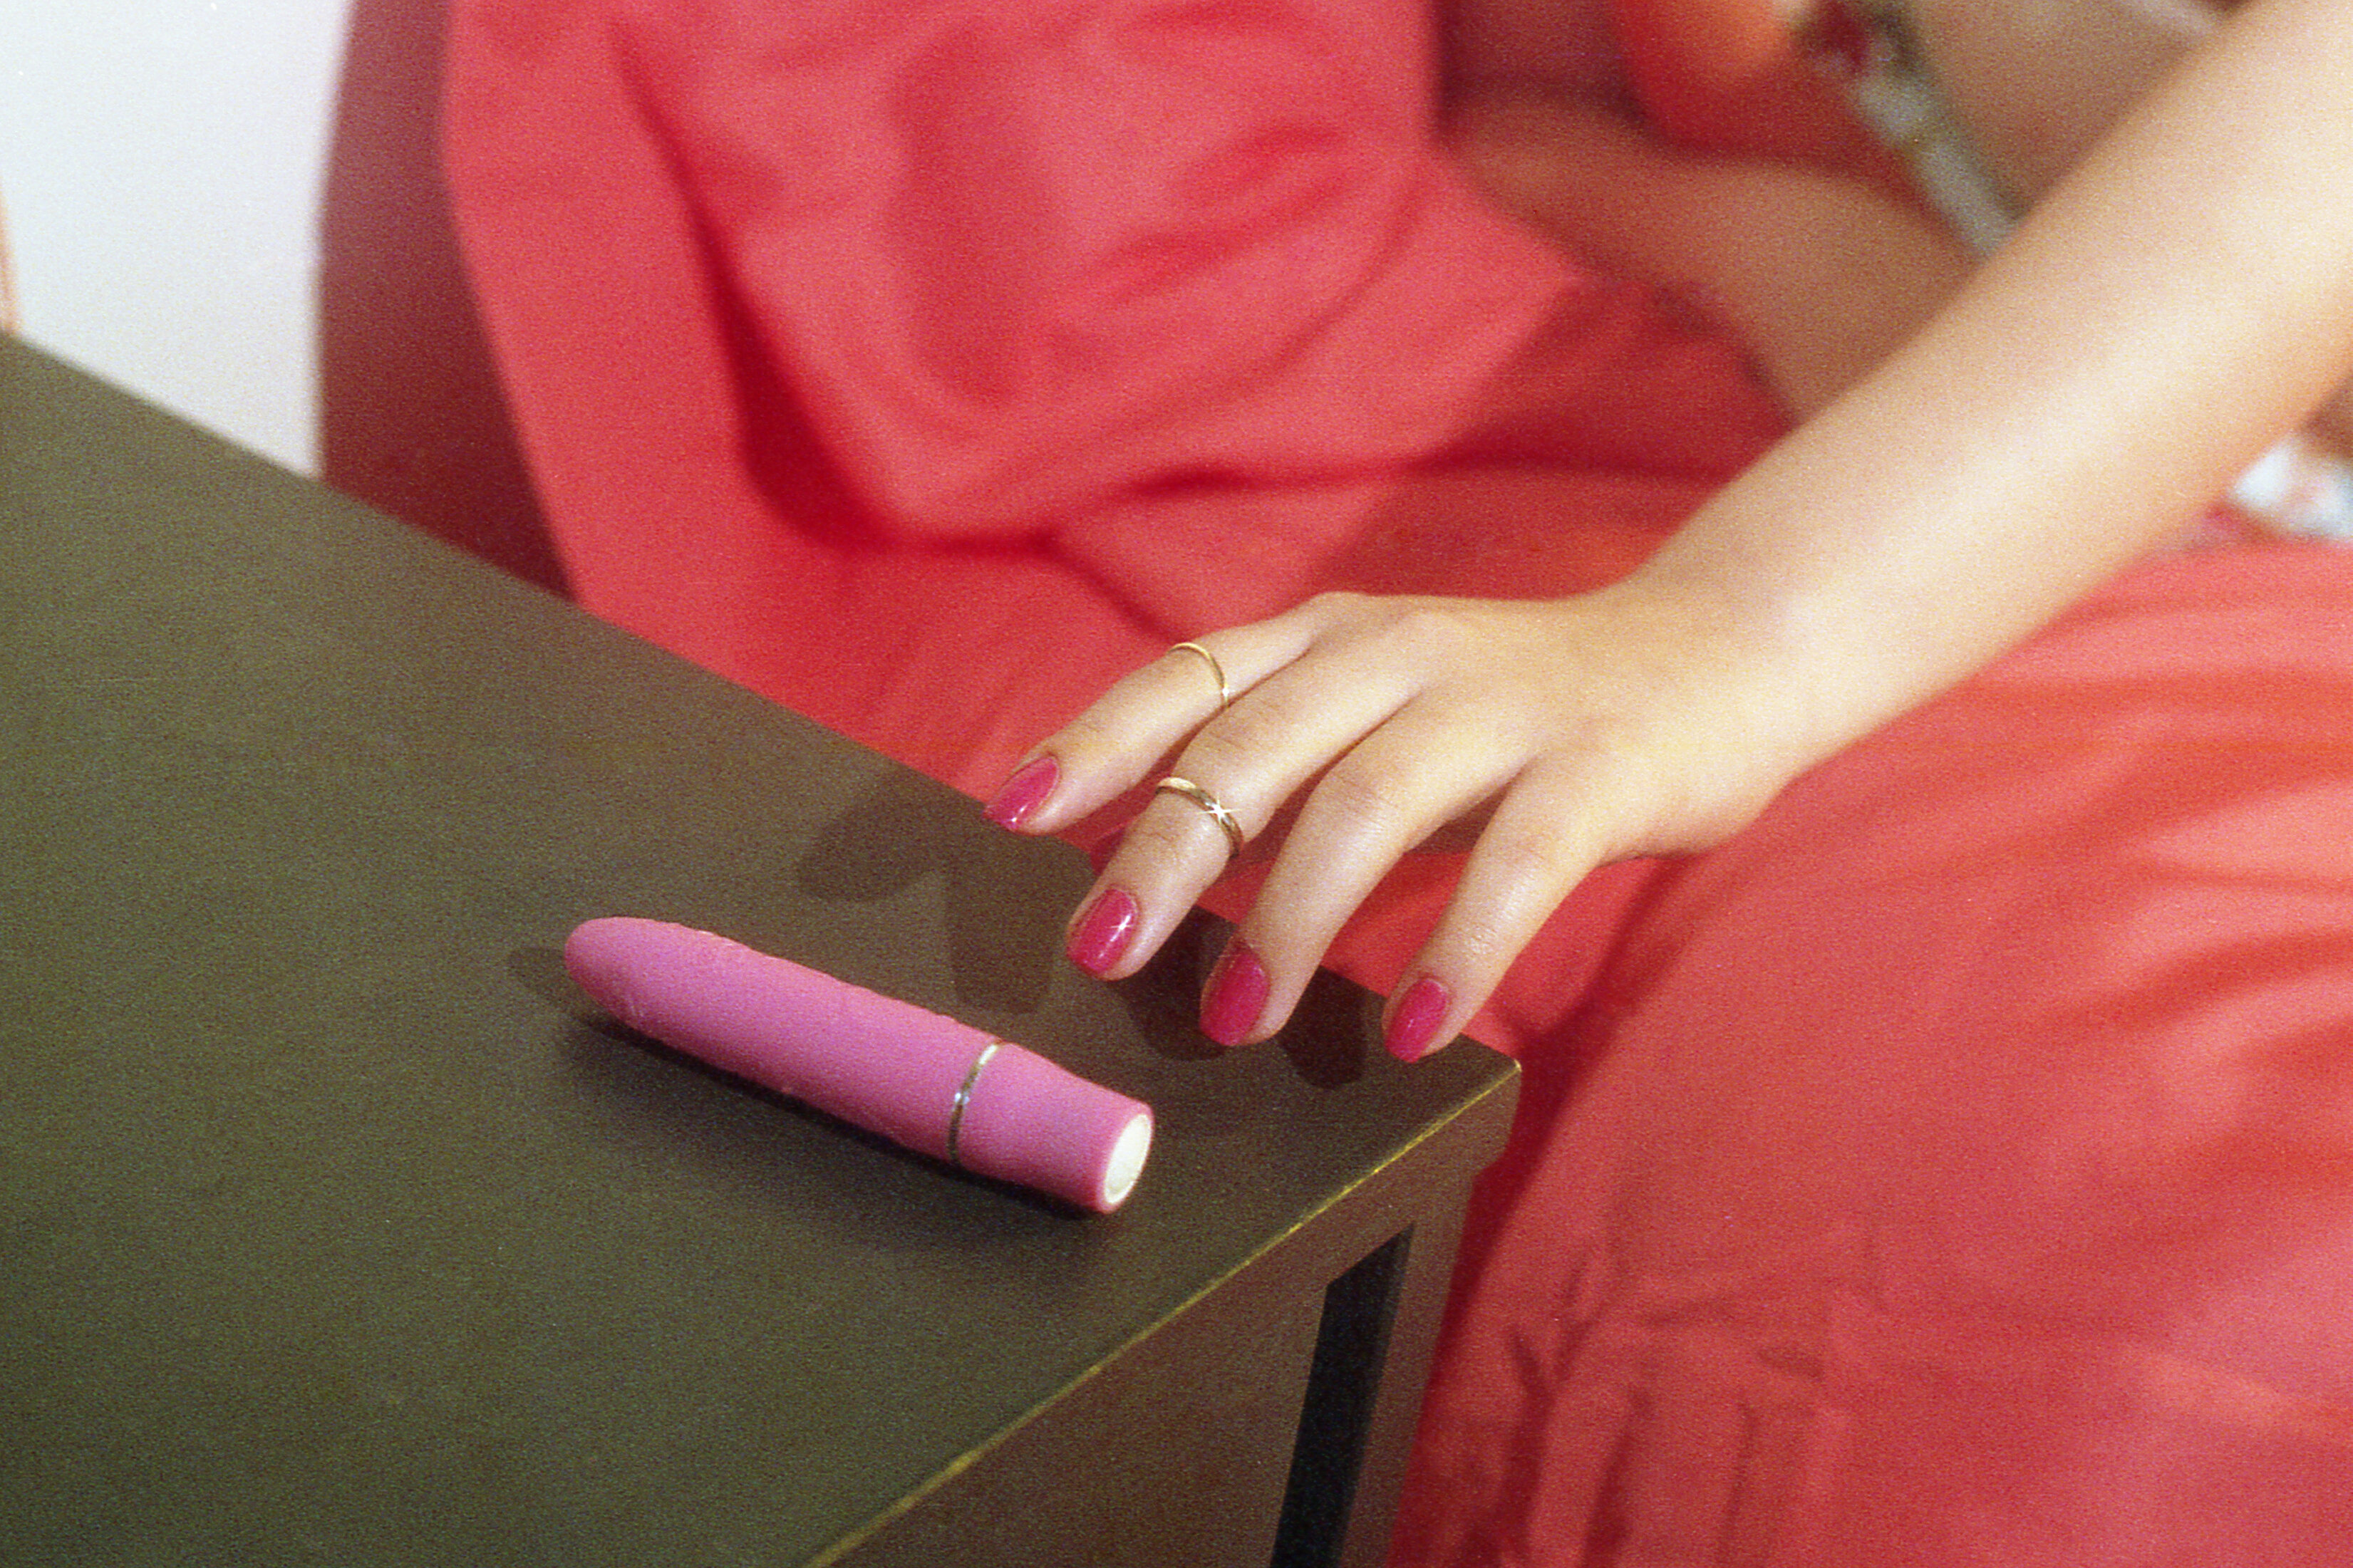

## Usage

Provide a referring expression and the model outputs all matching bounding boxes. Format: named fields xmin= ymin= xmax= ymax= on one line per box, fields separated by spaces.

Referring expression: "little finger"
xmin=1380 ymin=761 xmax=1615 ymax=1062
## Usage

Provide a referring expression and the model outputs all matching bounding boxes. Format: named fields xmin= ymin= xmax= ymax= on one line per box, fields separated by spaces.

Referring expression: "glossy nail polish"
xmin=1067 ymin=888 xmax=1140 ymax=977
xmin=1385 ymin=976 xmax=1452 ymax=1063
xmin=985 ymin=755 xmax=1058 ymax=829
xmin=1200 ymin=942 xmax=1270 ymax=1049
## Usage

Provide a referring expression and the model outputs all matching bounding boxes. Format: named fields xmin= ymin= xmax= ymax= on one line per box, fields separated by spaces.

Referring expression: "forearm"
xmin=1637 ymin=0 xmax=2353 ymax=754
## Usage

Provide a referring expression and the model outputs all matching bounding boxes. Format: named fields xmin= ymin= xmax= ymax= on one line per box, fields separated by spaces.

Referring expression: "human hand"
xmin=983 ymin=582 xmax=1824 ymax=1059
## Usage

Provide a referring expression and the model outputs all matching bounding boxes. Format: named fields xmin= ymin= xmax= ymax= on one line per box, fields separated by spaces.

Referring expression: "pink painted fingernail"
xmin=985 ymin=755 xmax=1058 ymax=829
xmin=1067 ymin=888 xmax=1140 ymax=977
xmin=1385 ymin=976 xmax=1452 ymax=1063
xmin=1201 ymin=941 xmax=1270 ymax=1049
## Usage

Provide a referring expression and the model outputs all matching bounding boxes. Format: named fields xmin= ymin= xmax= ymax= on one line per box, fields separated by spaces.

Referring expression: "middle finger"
xmin=1201 ymin=695 xmax=1530 ymax=1045
xmin=1063 ymin=645 xmax=1425 ymax=982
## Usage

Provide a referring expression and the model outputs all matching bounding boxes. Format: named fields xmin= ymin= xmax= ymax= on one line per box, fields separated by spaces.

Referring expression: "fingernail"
xmin=985 ymin=755 xmax=1058 ymax=829
xmin=1385 ymin=976 xmax=1452 ymax=1063
xmin=1201 ymin=941 xmax=1270 ymax=1049
xmin=1067 ymin=888 xmax=1140 ymax=977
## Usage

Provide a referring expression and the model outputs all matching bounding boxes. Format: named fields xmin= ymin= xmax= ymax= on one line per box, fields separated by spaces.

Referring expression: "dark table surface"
xmin=0 ymin=338 xmax=1516 ymax=1566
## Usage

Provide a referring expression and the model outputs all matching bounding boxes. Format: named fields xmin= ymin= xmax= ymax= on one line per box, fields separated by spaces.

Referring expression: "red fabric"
xmin=445 ymin=3 xmax=2353 ymax=1561
xmin=442 ymin=0 xmax=1783 ymax=791
xmin=1403 ymin=544 xmax=2353 ymax=1566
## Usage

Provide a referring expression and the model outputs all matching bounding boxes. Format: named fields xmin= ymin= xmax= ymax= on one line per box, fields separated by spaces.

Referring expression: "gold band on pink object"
xmin=946 ymin=1039 xmax=1002 ymax=1168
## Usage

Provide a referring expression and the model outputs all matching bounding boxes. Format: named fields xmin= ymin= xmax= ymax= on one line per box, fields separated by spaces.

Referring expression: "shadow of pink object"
xmin=564 ymin=918 xmax=1152 ymax=1212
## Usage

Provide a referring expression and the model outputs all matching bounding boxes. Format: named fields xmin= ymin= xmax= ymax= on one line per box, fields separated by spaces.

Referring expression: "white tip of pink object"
xmin=564 ymin=918 xmax=1153 ymax=1213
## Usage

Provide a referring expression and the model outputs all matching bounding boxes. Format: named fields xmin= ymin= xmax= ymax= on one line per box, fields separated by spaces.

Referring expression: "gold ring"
xmin=1153 ymin=776 xmax=1247 ymax=859
xmin=1170 ymin=641 xmax=1232 ymax=712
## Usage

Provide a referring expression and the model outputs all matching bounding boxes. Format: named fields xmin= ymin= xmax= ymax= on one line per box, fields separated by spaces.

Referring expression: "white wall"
xmin=1 ymin=0 xmax=356 ymax=473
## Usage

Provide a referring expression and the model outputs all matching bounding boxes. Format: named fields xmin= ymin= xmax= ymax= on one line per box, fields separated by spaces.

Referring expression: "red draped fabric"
xmin=445 ymin=3 xmax=2353 ymax=1559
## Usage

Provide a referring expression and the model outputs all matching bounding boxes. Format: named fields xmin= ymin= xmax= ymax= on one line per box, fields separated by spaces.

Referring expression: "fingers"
xmin=983 ymin=598 xmax=1612 ymax=1054
xmin=983 ymin=607 xmax=1330 ymax=836
xmin=981 ymin=583 xmax=1801 ymax=1062
xmin=1202 ymin=696 xmax=1533 ymax=1047
xmin=1377 ymin=762 xmax=1610 ymax=1061
xmin=1061 ymin=630 xmax=1432 ymax=993
xmin=1194 ymin=712 xmax=1623 ymax=1056
xmin=982 ymin=595 xmax=1692 ymax=1058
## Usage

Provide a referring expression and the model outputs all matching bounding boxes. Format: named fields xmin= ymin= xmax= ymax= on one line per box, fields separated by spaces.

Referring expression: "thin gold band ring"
xmin=1153 ymin=776 xmax=1247 ymax=860
xmin=1170 ymin=641 xmax=1232 ymax=712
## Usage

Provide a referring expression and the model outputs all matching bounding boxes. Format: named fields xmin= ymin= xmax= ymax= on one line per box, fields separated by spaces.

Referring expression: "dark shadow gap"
xmin=1271 ymin=1229 xmax=1414 ymax=1567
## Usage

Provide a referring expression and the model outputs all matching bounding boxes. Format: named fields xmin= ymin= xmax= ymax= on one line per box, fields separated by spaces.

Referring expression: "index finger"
xmin=983 ymin=603 xmax=1333 ymax=834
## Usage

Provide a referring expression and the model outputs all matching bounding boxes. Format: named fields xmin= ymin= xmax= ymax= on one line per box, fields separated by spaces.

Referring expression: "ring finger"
xmin=1063 ymin=644 xmax=1427 ymax=982
xmin=1202 ymin=698 xmax=1529 ymax=1045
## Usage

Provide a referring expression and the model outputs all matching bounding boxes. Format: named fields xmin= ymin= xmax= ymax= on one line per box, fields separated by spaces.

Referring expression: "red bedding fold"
xmin=614 ymin=0 xmax=1573 ymax=538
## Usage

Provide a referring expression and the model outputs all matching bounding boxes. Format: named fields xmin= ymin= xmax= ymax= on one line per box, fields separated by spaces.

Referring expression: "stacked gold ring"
xmin=1153 ymin=776 xmax=1246 ymax=860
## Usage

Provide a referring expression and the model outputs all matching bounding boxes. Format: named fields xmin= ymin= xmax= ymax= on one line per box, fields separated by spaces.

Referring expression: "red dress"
xmin=445 ymin=3 xmax=2353 ymax=1559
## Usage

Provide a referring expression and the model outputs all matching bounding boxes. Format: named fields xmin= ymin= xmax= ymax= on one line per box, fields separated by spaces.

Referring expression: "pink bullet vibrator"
xmin=564 ymin=918 xmax=1153 ymax=1212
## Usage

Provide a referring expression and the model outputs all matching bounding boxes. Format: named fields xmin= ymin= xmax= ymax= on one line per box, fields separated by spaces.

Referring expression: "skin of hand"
xmin=991 ymin=0 xmax=2353 ymax=1059
xmin=994 ymin=583 xmax=1826 ymax=1058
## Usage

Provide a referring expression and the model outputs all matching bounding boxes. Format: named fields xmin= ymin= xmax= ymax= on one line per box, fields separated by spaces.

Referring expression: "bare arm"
xmin=997 ymin=0 xmax=2353 ymax=1056
xmin=1658 ymin=0 xmax=2353 ymax=745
